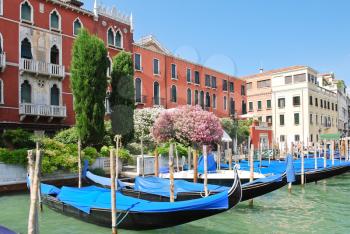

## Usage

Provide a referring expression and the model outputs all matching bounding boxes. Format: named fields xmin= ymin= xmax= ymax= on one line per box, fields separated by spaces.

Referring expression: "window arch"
xmin=73 ymin=18 xmax=82 ymax=36
xmin=21 ymin=38 xmax=32 ymax=59
xmin=194 ymin=90 xmax=199 ymax=105
xmin=115 ymin=30 xmax=122 ymax=48
xmin=20 ymin=1 xmax=33 ymax=23
xmin=153 ymin=81 xmax=160 ymax=105
xmin=205 ymin=92 xmax=210 ymax=108
xmin=50 ymin=10 xmax=60 ymax=30
xmin=135 ymin=78 xmax=142 ymax=103
xmin=187 ymin=89 xmax=192 ymax=105
xmin=200 ymin=91 xmax=204 ymax=108
xmin=50 ymin=84 xmax=60 ymax=106
xmin=50 ymin=45 xmax=59 ymax=64
xmin=0 ymin=79 xmax=3 ymax=104
xmin=107 ymin=28 xmax=114 ymax=46
xmin=171 ymin=85 xmax=177 ymax=103
xmin=21 ymin=80 xmax=31 ymax=103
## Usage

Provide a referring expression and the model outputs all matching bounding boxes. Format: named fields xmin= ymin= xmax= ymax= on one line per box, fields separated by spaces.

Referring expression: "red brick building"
xmin=0 ymin=0 xmax=246 ymax=135
xmin=0 ymin=0 xmax=133 ymax=134
xmin=133 ymin=35 xmax=247 ymax=118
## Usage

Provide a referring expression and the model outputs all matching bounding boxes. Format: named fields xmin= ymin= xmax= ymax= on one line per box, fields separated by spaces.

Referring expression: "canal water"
xmin=1 ymin=173 xmax=350 ymax=234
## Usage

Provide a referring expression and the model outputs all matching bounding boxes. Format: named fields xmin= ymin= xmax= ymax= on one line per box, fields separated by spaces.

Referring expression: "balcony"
xmin=19 ymin=103 xmax=67 ymax=121
xmin=135 ymin=95 xmax=147 ymax=105
xmin=0 ymin=52 xmax=6 ymax=72
xmin=152 ymin=97 xmax=165 ymax=107
xmin=20 ymin=58 xmax=65 ymax=78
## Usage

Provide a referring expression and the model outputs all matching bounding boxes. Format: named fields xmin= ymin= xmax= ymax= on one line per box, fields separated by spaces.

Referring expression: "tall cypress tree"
xmin=71 ymin=29 xmax=108 ymax=146
xmin=110 ymin=51 xmax=135 ymax=143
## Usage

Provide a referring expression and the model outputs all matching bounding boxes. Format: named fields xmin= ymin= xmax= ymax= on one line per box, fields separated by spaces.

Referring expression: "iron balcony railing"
xmin=19 ymin=103 xmax=67 ymax=118
xmin=20 ymin=58 xmax=65 ymax=78
xmin=135 ymin=95 xmax=147 ymax=104
xmin=0 ymin=52 xmax=6 ymax=72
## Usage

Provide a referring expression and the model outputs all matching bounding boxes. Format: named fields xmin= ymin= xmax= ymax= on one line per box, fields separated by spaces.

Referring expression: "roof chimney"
xmin=259 ymin=68 xmax=264 ymax=73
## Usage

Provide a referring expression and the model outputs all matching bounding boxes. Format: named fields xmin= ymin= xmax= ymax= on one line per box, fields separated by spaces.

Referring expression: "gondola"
xmin=84 ymin=169 xmax=286 ymax=202
xmin=40 ymin=169 xmax=241 ymax=230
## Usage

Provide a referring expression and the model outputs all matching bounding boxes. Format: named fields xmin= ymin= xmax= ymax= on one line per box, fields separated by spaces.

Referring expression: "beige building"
xmin=243 ymin=65 xmax=338 ymax=148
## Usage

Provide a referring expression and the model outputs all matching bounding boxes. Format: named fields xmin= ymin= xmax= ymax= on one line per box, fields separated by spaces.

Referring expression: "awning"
xmin=320 ymin=133 xmax=341 ymax=141
xmin=222 ymin=130 xmax=232 ymax=142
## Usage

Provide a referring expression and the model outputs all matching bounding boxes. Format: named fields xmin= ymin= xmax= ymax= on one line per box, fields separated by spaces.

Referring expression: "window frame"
xmin=134 ymin=53 xmax=142 ymax=71
xmin=222 ymin=80 xmax=228 ymax=91
xmin=223 ymin=96 xmax=227 ymax=110
xmin=20 ymin=1 xmax=34 ymax=24
xmin=186 ymin=88 xmax=192 ymax=105
xmin=266 ymin=99 xmax=271 ymax=109
xmin=114 ymin=29 xmax=123 ymax=49
xmin=153 ymin=58 xmax=160 ymax=75
xmin=279 ymin=114 xmax=285 ymax=126
xmin=294 ymin=112 xmax=300 ymax=125
xmin=194 ymin=71 xmax=200 ymax=85
xmin=0 ymin=79 xmax=3 ymax=104
xmin=248 ymin=101 xmax=253 ymax=112
xmin=257 ymin=100 xmax=262 ymax=111
xmin=278 ymin=98 xmax=285 ymax=109
xmin=73 ymin=18 xmax=83 ymax=36
xmin=49 ymin=9 xmax=61 ymax=32
xmin=213 ymin=94 xmax=217 ymax=109
xmin=0 ymin=0 xmax=3 ymax=16
xmin=171 ymin=63 xmax=177 ymax=80
xmin=229 ymin=81 xmax=234 ymax=93
xmin=107 ymin=27 xmax=115 ymax=46
xmin=135 ymin=78 xmax=142 ymax=103
xmin=293 ymin=96 xmax=301 ymax=107
xmin=186 ymin=68 xmax=192 ymax=83
xmin=171 ymin=85 xmax=177 ymax=103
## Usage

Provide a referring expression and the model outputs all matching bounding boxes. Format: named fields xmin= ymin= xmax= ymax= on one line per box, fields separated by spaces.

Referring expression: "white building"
xmin=271 ymin=66 xmax=338 ymax=148
xmin=318 ymin=73 xmax=349 ymax=137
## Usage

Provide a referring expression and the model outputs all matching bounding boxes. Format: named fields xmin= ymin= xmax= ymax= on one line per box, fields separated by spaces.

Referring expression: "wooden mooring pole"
xmin=203 ymin=145 xmax=209 ymax=197
xmin=301 ymin=143 xmax=305 ymax=186
xmin=249 ymin=144 xmax=254 ymax=206
xmin=323 ymin=141 xmax=327 ymax=168
xmin=78 ymin=139 xmax=82 ymax=188
xmin=169 ymin=143 xmax=175 ymax=202
xmin=187 ymin=147 xmax=191 ymax=171
xmin=154 ymin=147 xmax=159 ymax=177
xmin=110 ymin=149 xmax=117 ymax=234
xmin=331 ymin=141 xmax=335 ymax=166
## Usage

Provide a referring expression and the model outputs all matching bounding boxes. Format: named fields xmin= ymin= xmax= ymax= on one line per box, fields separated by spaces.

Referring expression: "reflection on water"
xmin=1 ymin=173 xmax=350 ymax=234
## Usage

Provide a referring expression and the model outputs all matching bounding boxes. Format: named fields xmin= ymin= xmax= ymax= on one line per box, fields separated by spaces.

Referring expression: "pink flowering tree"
xmin=152 ymin=105 xmax=223 ymax=146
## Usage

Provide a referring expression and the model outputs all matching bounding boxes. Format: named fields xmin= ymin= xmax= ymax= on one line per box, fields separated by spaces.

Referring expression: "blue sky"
xmin=84 ymin=0 xmax=350 ymax=82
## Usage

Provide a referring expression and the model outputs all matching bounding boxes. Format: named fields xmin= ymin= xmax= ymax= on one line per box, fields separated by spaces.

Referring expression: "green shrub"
xmin=126 ymin=142 xmax=142 ymax=155
xmin=0 ymin=148 xmax=28 ymax=166
xmin=53 ymin=127 xmax=79 ymax=145
xmin=2 ymin=129 xmax=35 ymax=149
xmin=157 ymin=142 xmax=188 ymax=157
xmin=83 ymin=146 xmax=99 ymax=164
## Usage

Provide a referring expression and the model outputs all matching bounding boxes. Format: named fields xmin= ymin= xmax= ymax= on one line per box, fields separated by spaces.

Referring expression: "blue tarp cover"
xmin=198 ymin=153 xmax=217 ymax=174
xmin=41 ymin=183 xmax=61 ymax=195
xmin=56 ymin=185 xmax=229 ymax=214
xmin=134 ymin=176 xmax=229 ymax=198
xmin=285 ymin=154 xmax=296 ymax=183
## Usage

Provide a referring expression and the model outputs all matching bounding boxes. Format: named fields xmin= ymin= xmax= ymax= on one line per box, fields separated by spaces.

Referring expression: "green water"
xmin=1 ymin=173 xmax=350 ymax=234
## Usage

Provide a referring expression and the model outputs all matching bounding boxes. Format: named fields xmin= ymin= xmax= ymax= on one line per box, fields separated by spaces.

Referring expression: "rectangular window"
xmin=331 ymin=103 xmax=334 ymax=111
xmin=293 ymin=96 xmax=301 ymax=106
xmin=171 ymin=64 xmax=177 ymax=79
xmin=266 ymin=100 xmax=271 ymax=109
xmin=310 ymin=114 xmax=313 ymax=125
xmin=186 ymin=68 xmax=191 ymax=83
xmin=310 ymin=134 xmax=313 ymax=142
xmin=223 ymin=80 xmax=228 ymax=91
xmin=280 ymin=114 xmax=285 ymax=126
xmin=257 ymin=79 xmax=271 ymax=88
xmin=229 ymin=82 xmax=234 ymax=93
xmin=294 ymin=73 xmax=306 ymax=83
xmin=194 ymin=71 xmax=200 ymax=84
xmin=211 ymin=76 xmax=217 ymax=88
xmin=316 ymin=114 xmax=318 ymax=125
xmin=246 ymin=82 xmax=252 ymax=90
xmin=205 ymin=74 xmax=211 ymax=87
xmin=241 ymin=85 xmax=245 ymax=95
xmin=320 ymin=99 xmax=323 ymax=108
xmin=280 ymin=135 xmax=285 ymax=142
xmin=278 ymin=98 xmax=285 ymax=108
xmin=257 ymin=101 xmax=262 ymax=110
xmin=248 ymin=102 xmax=253 ymax=112
xmin=134 ymin=53 xmax=141 ymax=71
xmin=285 ymin=76 xmax=292 ymax=84
xmin=327 ymin=101 xmax=330 ymax=109
xmin=266 ymin=116 xmax=272 ymax=124
xmin=223 ymin=96 xmax=227 ymax=110
xmin=324 ymin=100 xmax=326 ymax=109
xmin=335 ymin=104 xmax=338 ymax=111
xmin=153 ymin=59 xmax=159 ymax=75
xmin=294 ymin=113 xmax=300 ymax=125
xmin=295 ymin=135 xmax=300 ymax=142
xmin=315 ymin=98 xmax=318 ymax=107
xmin=309 ymin=96 xmax=313 ymax=105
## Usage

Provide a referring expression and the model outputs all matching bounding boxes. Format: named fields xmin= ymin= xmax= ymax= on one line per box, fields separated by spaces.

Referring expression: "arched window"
xmin=73 ymin=19 xmax=82 ymax=36
xmin=21 ymin=80 xmax=31 ymax=103
xmin=135 ymin=78 xmax=142 ymax=103
xmin=171 ymin=85 xmax=177 ymax=103
xmin=205 ymin=92 xmax=210 ymax=108
xmin=50 ymin=45 xmax=59 ymax=64
xmin=50 ymin=84 xmax=59 ymax=106
xmin=194 ymin=90 xmax=199 ymax=105
xmin=213 ymin=94 xmax=217 ymax=109
xmin=200 ymin=91 xmax=204 ymax=108
xmin=50 ymin=10 xmax=60 ymax=30
xmin=107 ymin=28 xmax=114 ymax=46
xmin=115 ymin=30 xmax=122 ymax=48
xmin=21 ymin=38 xmax=32 ymax=59
xmin=187 ymin=89 xmax=192 ymax=105
xmin=0 ymin=33 xmax=3 ymax=53
xmin=21 ymin=1 xmax=32 ymax=22
xmin=0 ymin=79 xmax=3 ymax=104
xmin=153 ymin=82 xmax=160 ymax=105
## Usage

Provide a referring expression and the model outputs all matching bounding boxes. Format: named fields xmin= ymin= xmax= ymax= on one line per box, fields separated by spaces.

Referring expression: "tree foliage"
xmin=153 ymin=106 xmax=223 ymax=146
xmin=220 ymin=118 xmax=253 ymax=144
xmin=134 ymin=107 xmax=164 ymax=144
xmin=70 ymin=28 xmax=108 ymax=146
xmin=110 ymin=51 xmax=135 ymax=143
